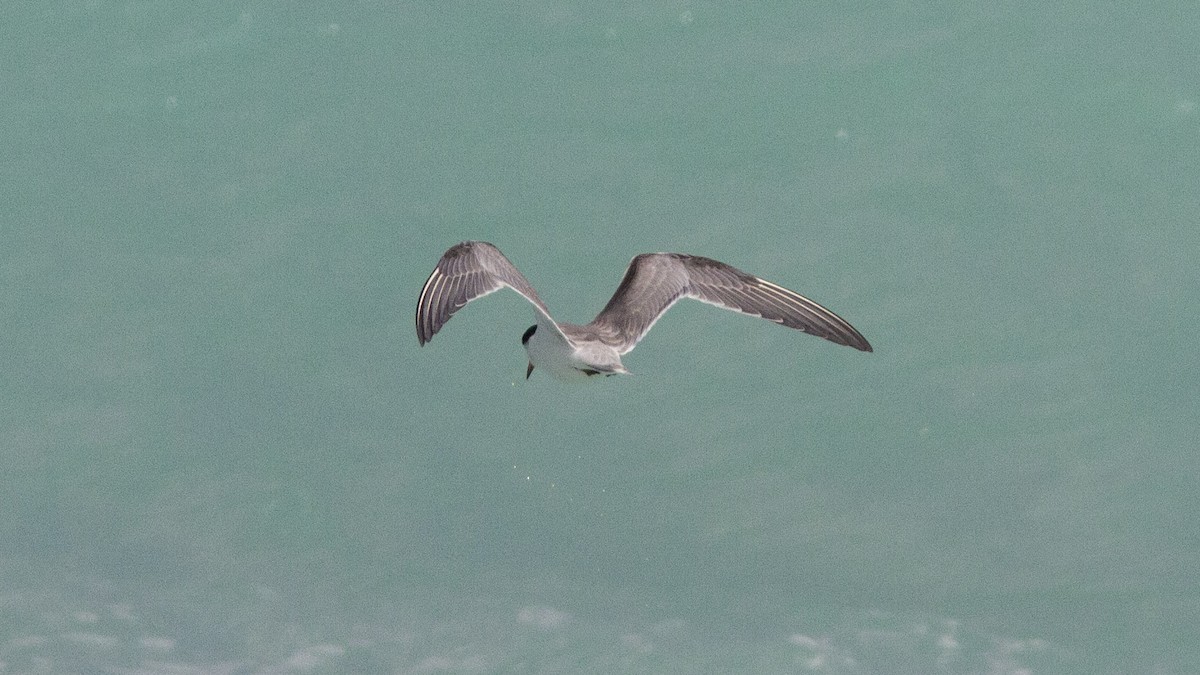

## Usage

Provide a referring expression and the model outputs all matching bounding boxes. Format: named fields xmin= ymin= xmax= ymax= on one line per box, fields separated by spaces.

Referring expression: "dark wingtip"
xmin=842 ymin=335 xmax=872 ymax=352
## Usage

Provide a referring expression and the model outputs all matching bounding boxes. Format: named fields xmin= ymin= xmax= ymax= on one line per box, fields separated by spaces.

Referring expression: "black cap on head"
xmin=521 ymin=324 xmax=537 ymax=345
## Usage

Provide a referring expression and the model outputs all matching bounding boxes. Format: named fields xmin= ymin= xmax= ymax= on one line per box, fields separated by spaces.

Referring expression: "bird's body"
xmin=416 ymin=241 xmax=871 ymax=380
xmin=523 ymin=317 xmax=628 ymax=380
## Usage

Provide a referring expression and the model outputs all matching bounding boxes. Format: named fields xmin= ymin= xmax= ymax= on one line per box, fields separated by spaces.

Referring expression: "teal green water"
xmin=4 ymin=2 xmax=1198 ymax=673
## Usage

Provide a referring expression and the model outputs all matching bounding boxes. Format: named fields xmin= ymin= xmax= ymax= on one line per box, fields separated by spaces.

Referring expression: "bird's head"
xmin=521 ymin=324 xmax=537 ymax=378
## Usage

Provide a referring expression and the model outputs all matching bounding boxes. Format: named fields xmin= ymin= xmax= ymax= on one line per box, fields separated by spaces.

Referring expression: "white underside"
xmin=523 ymin=317 xmax=628 ymax=381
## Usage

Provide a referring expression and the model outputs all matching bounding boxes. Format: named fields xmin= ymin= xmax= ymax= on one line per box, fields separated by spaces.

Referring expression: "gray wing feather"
xmin=587 ymin=253 xmax=872 ymax=354
xmin=416 ymin=241 xmax=555 ymax=345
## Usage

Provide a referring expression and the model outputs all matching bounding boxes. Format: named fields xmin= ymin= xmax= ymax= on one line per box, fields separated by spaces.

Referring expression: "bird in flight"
xmin=416 ymin=241 xmax=871 ymax=380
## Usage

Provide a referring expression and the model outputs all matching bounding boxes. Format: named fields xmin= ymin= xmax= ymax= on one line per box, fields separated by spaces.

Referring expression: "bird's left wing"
xmin=586 ymin=253 xmax=872 ymax=353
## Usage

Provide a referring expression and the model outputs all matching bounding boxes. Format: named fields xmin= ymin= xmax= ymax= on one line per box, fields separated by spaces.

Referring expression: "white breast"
xmin=523 ymin=321 xmax=626 ymax=381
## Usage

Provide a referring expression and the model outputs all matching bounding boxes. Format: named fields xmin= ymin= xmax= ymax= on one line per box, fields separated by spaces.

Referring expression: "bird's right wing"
xmin=416 ymin=241 xmax=563 ymax=345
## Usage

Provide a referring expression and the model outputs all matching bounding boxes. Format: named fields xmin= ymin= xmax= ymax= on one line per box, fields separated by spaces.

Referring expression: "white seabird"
xmin=416 ymin=241 xmax=871 ymax=380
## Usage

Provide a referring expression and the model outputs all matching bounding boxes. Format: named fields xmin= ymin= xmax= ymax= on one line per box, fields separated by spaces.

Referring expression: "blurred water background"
xmin=3 ymin=1 xmax=1198 ymax=673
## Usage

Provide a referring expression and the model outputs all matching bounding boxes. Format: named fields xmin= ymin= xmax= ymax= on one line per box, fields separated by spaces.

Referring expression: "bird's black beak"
xmin=526 ymin=362 xmax=535 ymax=379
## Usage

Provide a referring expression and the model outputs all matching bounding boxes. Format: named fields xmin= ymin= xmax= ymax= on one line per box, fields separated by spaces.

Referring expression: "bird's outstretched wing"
xmin=416 ymin=241 xmax=561 ymax=345
xmin=586 ymin=253 xmax=872 ymax=354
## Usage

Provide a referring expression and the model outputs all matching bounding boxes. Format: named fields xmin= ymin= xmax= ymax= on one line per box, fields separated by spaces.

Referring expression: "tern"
xmin=416 ymin=241 xmax=871 ymax=380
